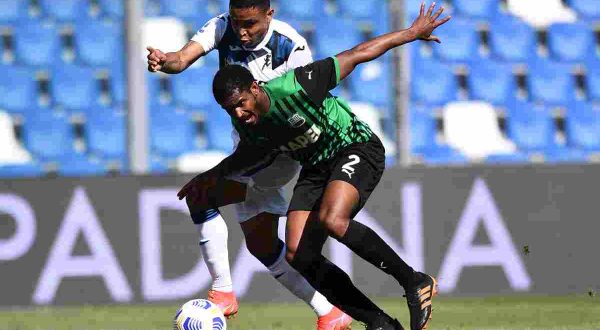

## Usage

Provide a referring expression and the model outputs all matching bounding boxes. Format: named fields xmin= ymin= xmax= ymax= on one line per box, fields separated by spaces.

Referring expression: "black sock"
xmin=338 ymin=220 xmax=416 ymax=288
xmin=292 ymin=253 xmax=387 ymax=324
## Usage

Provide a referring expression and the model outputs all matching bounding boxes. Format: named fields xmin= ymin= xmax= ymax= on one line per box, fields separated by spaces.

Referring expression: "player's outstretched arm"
xmin=147 ymin=41 xmax=206 ymax=74
xmin=336 ymin=2 xmax=450 ymax=81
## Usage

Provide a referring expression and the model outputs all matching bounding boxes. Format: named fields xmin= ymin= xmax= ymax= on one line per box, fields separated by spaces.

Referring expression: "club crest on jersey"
xmin=287 ymin=114 xmax=306 ymax=128
xmin=280 ymin=124 xmax=322 ymax=152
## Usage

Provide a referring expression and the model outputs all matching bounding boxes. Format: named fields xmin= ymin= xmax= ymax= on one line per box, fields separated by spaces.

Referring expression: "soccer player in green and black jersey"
xmin=178 ymin=3 xmax=451 ymax=330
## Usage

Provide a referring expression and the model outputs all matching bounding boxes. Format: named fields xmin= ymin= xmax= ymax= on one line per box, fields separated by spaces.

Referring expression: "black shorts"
xmin=288 ymin=134 xmax=386 ymax=217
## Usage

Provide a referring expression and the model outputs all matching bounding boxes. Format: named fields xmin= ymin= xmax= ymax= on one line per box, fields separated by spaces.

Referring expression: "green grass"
xmin=1 ymin=296 xmax=599 ymax=330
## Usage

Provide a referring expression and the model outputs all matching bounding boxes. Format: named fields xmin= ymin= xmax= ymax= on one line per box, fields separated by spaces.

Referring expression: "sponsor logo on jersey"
xmin=287 ymin=114 xmax=306 ymax=128
xmin=279 ymin=124 xmax=321 ymax=152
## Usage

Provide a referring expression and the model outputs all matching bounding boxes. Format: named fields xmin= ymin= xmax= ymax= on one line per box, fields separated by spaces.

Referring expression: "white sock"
xmin=267 ymin=245 xmax=334 ymax=317
xmin=195 ymin=214 xmax=233 ymax=292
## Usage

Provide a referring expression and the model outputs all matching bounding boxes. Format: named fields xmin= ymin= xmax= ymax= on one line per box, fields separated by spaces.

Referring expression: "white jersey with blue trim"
xmin=191 ymin=13 xmax=313 ymax=82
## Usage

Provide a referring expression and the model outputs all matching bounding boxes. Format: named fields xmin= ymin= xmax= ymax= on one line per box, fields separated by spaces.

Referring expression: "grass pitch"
xmin=1 ymin=296 xmax=599 ymax=330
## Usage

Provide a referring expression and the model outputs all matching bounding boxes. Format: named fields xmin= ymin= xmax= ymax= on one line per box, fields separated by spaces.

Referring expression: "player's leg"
xmin=187 ymin=202 xmax=238 ymax=318
xmin=286 ymin=210 xmax=400 ymax=329
xmin=320 ymin=136 xmax=437 ymax=330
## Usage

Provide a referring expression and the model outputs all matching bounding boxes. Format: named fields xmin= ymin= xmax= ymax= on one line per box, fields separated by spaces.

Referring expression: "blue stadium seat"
xmin=543 ymin=147 xmax=588 ymax=163
xmin=418 ymin=145 xmax=469 ymax=165
xmin=489 ymin=17 xmax=536 ymax=62
xmin=411 ymin=60 xmax=457 ymax=104
xmin=567 ymin=0 xmax=600 ymax=19
xmin=144 ymin=0 xmax=161 ymax=17
xmin=23 ymin=110 xmax=74 ymax=159
xmin=160 ymin=0 xmax=212 ymax=21
xmin=409 ymin=104 xmax=436 ymax=153
xmin=547 ymin=23 xmax=594 ymax=62
xmin=205 ymin=105 xmax=233 ymax=152
xmin=51 ymin=64 xmax=99 ymax=110
xmin=431 ymin=18 xmax=479 ymax=62
xmin=86 ymin=106 xmax=126 ymax=159
xmin=75 ymin=19 xmax=123 ymax=66
xmin=0 ymin=65 xmax=36 ymax=113
xmin=278 ymin=0 xmax=323 ymax=19
xmin=14 ymin=21 xmax=61 ymax=66
xmin=452 ymin=0 xmax=500 ymax=19
xmin=337 ymin=0 xmax=382 ymax=20
xmin=108 ymin=63 xmax=126 ymax=104
xmin=349 ymin=59 xmax=391 ymax=107
xmin=57 ymin=154 xmax=108 ymax=177
xmin=467 ymin=60 xmax=516 ymax=105
xmin=150 ymin=105 xmax=195 ymax=157
xmin=171 ymin=64 xmax=215 ymax=108
xmin=0 ymin=0 xmax=29 ymax=22
xmin=486 ymin=152 xmax=530 ymax=164
xmin=565 ymin=102 xmax=600 ymax=150
xmin=315 ymin=17 xmax=362 ymax=57
xmin=586 ymin=59 xmax=600 ymax=101
xmin=0 ymin=163 xmax=45 ymax=178
xmin=40 ymin=0 xmax=90 ymax=21
xmin=506 ymin=102 xmax=555 ymax=151
xmin=527 ymin=60 xmax=575 ymax=104
xmin=98 ymin=0 xmax=124 ymax=18
xmin=146 ymin=72 xmax=163 ymax=105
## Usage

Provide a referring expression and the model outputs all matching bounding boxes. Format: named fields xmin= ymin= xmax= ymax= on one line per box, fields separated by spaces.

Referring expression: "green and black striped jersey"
xmin=233 ymin=56 xmax=374 ymax=166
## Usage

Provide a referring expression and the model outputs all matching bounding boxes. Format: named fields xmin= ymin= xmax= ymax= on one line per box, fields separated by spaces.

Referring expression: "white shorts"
xmin=229 ymin=130 xmax=300 ymax=222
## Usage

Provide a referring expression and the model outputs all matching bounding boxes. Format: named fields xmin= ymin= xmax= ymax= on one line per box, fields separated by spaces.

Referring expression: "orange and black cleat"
xmin=404 ymin=273 xmax=438 ymax=330
xmin=207 ymin=289 xmax=239 ymax=319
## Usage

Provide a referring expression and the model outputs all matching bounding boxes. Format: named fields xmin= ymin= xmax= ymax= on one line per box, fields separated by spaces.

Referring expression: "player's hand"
xmin=147 ymin=46 xmax=167 ymax=72
xmin=409 ymin=2 xmax=451 ymax=43
xmin=177 ymin=172 xmax=219 ymax=204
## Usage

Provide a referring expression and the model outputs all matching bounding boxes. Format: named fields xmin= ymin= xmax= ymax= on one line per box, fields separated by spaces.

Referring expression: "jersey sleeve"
xmin=285 ymin=40 xmax=313 ymax=71
xmin=190 ymin=14 xmax=228 ymax=53
xmin=294 ymin=57 xmax=340 ymax=106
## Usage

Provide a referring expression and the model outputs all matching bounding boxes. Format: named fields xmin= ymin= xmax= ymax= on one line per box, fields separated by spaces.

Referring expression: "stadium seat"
xmin=547 ymin=22 xmax=594 ymax=62
xmin=205 ymin=105 xmax=233 ymax=152
xmin=14 ymin=21 xmax=61 ymax=66
xmin=160 ymin=0 xmax=212 ymax=21
xmin=349 ymin=59 xmax=391 ymax=107
xmin=171 ymin=64 xmax=216 ymax=108
xmin=0 ymin=65 xmax=37 ymax=113
xmin=57 ymin=154 xmax=108 ymax=177
xmin=566 ymin=0 xmax=600 ymax=19
xmin=452 ymin=0 xmax=500 ymax=19
xmin=488 ymin=17 xmax=536 ymax=62
xmin=417 ymin=145 xmax=469 ymax=165
xmin=543 ymin=147 xmax=588 ymax=163
xmin=506 ymin=102 xmax=555 ymax=151
xmin=411 ymin=60 xmax=457 ymax=105
xmin=39 ymin=0 xmax=90 ymax=22
xmin=586 ymin=59 xmax=600 ymax=101
xmin=146 ymin=72 xmax=163 ymax=105
xmin=150 ymin=105 xmax=195 ymax=157
xmin=337 ymin=0 xmax=382 ymax=20
xmin=565 ymin=102 xmax=600 ymax=150
xmin=277 ymin=0 xmax=323 ymax=19
xmin=314 ymin=17 xmax=362 ymax=57
xmin=51 ymin=64 xmax=99 ymax=110
xmin=74 ymin=19 xmax=123 ymax=66
xmin=86 ymin=107 xmax=126 ymax=159
xmin=507 ymin=0 xmax=577 ymax=28
xmin=110 ymin=65 xmax=127 ymax=104
xmin=0 ymin=0 xmax=28 ymax=22
xmin=144 ymin=0 xmax=161 ymax=17
xmin=98 ymin=0 xmax=124 ymax=18
xmin=0 ymin=163 xmax=44 ymax=178
xmin=431 ymin=18 xmax=479 ymax=62
xmin=527 ymin=60 xmax=575 ymax=104
xmin=23 ymin=110 xmax=74 ymax=159
xmin=486 ymin=152 xmax=530 ymax=164
xmin=409 ymin=104 xmax=436 ymax=153
xmin=467 ymin=60 xmax=516 ymax=105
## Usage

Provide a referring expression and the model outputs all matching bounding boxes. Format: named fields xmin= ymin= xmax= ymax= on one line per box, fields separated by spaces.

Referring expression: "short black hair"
xmin=213 ymin=64 xmax=256 ymax=105
xmin=229 ymin=0 xmax=270 ymax=10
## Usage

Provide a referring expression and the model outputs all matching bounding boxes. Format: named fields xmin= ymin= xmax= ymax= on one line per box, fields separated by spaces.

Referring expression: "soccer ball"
xmin=173 ymin=299 xmax=227 ymax=330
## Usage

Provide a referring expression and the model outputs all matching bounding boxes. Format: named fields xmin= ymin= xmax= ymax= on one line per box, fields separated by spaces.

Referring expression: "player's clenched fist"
xmin=147 ymin=46 xmax=167 ymax=72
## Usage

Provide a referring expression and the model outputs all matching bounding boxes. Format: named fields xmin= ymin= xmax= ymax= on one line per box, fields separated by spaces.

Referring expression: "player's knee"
xmin=318 ymin=208 xmax=350 ymax=240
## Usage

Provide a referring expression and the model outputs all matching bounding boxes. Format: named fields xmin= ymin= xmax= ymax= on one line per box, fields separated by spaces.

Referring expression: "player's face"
xmin=229 ymin=6 xmax=273 ymax=47
xmin=220 ymin=82 xmax=261 ymax=126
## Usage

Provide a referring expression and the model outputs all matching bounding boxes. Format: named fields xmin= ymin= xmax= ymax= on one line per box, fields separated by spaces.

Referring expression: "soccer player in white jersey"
xmin=146 ymin=0 xmax=352 ymax=329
